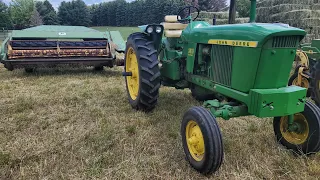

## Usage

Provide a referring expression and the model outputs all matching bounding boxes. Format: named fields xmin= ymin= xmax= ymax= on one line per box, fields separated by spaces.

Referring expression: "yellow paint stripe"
xmin=208 ymin=39 xmax=258 ymax=48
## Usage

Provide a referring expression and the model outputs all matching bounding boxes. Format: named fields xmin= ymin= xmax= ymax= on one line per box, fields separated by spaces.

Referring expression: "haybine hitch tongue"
xmin=122 ymin=72 xmax=132 ymax=76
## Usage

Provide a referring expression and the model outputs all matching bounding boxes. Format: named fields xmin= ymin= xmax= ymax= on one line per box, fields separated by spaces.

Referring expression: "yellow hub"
xmin=125 ymin=47 xmax=139 ymax=100
xmin=186 ymin=120 xmax=205 ymax=161
xmin=292 ymin=76 xmax=309 ymax=89
xmin=280 ymin=114 xmax=309 ymax=145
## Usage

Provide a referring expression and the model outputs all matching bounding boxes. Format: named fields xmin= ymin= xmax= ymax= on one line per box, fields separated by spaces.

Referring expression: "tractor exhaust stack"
xmin=249 ymin=0 xmax=257 ymax=23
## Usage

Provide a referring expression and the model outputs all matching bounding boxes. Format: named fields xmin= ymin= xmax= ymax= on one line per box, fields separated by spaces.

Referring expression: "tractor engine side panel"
xmin=231 ymin=47 xmax=261 ymax=92
xmin=254 ymin=36 xmax=300 ymax=89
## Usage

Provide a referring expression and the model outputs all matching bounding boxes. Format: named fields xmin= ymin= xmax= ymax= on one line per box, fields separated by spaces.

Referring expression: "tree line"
xmin=0 ymin=0 xmax=231 ymax=30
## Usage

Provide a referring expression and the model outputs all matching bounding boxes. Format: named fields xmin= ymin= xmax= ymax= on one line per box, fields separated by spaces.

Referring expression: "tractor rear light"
xmin=147 ymin=27 xmax=154 ymax=34
xmin=156 ymin=26 xmax=162 ymax=33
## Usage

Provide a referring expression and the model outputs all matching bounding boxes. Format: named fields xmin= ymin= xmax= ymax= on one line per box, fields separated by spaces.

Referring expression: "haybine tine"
xmin=8 ymin=49 xmax=110 ymax=59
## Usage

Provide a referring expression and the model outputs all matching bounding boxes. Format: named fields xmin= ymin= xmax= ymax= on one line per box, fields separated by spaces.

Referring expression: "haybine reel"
xmin=0 ymin=25 xmax=125 ymax=72
xmin=289 ymin=40 xmax=320 ymax=106
xmin=123 ymin=0 xmax=320 ymax=175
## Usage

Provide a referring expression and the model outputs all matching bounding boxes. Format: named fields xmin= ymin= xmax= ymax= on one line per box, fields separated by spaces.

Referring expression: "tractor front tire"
xmin=273 ymin=100 xmax=320 ymax=154
xmin=181 ymin=106 xmax=224 ymax=175
xmin=124 ymin=33 xmax=160 ymax=112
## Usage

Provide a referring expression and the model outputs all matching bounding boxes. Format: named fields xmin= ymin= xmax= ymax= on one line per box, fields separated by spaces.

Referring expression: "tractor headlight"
xmin=156 ymin=26 xmax=162 ymax=33
xmin=147 ymin=26 xmax=154 ymax=34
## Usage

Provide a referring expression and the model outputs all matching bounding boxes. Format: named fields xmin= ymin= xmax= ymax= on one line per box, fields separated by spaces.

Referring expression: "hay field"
xmin=0 ymin=27 xmax=319 ymax=179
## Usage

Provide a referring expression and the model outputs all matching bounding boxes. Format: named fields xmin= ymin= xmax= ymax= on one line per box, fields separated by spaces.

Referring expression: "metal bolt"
xmin=270 ymin=106 xmax=274 ymax=110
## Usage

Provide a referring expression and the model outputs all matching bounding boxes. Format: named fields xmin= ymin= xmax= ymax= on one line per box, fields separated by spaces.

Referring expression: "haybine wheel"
xmin=273 ymin=101 xmax=320 ymax=154
xmin=311 ymin=62 xmax=320 ymax=106
xmin=288 ymin=71 xmax=311 ymax=97
xmin=124 ymin=33 xmax=160 ymax=111
xmin=181 ymin=106 xmax=223 ymax=175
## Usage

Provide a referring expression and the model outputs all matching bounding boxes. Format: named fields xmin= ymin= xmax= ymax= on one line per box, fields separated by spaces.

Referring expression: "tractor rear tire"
xmin=124 ymin=33 xmax=160 ymax=112
xmin=288 ymin=72 xmax=311 ymax=97
xmin=273 ymin=100 xmax=320 ymax=154
xmin=181 ymin=106 xmax=224 ymax=175
xmin=311 ymin=62 xmax=320 ymax=106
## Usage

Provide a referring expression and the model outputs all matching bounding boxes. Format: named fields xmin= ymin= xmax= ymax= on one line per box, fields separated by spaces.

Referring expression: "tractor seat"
xmin=161 ymin=15 xmax=188 ymax=38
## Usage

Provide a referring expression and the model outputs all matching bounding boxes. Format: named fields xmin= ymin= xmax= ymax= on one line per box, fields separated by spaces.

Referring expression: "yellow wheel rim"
xmin=186 ymin=120 xmax=205 ymax=161
xmin=280 ymin=114 xmax=309 ymax=145
xmin=292 ymin=77 xmax=309 ymax=89
xmin=125 ymin=47 xmax=139 ymax=100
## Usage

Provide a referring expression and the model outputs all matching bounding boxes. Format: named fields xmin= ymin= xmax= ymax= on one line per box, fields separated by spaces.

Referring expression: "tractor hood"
xmin=183 ymin=22 xmax=306 ymax=48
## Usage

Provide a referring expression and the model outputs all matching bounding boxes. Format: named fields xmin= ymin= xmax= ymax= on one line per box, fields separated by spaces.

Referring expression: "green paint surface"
xmin=182 ymin=22 xmax=305 ymax=47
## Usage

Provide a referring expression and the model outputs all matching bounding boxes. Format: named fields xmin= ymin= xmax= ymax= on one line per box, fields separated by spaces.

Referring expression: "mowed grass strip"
xmin=0 ymin=27 xmax=319 ymax=179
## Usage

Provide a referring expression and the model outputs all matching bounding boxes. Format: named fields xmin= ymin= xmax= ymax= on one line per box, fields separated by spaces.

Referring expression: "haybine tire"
xmin=124 ymin=32 xmax=160 ymax=112
xmin=25 ymin=68 xmax=35 ymax=73
xmin=288 ymin=71 xmax=311 ymax=97
xmin=273 ymin=100 xmax=320 ymax=154
xmin=311 ymin=62 xmax=320 ymax=106
xmin=181 ymin=106 xmax=224 ymax=175
xmin=94 ymin=66 xmax=104 ymax=71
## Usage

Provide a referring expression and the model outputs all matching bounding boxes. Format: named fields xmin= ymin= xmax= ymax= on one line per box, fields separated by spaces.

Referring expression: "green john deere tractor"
xmin=122 ymin=0 xmax=320 ymax=175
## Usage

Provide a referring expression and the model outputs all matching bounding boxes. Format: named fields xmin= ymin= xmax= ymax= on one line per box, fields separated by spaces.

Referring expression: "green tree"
xmin=36 ymin=0 xmax=59 ymax=25
xmin=115 ymin=0 xmax=127 ymax=26
xmin=29 ymin=7 xmax=43 ymax=26
xmin=237 ymin=0 xmax=251 ymax=17
xmin=9 ymin=0 xmax=34 ymax=29
xmin=198 ymin=0 xmax=227 ymax=11
xmin=0 ymin=0 xmax=12 ymax=28
xmin=88 ymin=0 xmax=186 ymax=26
xmin=58 ymin=0 xmax=91 ymax=26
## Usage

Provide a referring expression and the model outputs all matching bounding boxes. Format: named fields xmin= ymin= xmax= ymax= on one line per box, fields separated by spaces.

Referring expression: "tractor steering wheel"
xmin=177 ymin=6 xmax=200 ymax=24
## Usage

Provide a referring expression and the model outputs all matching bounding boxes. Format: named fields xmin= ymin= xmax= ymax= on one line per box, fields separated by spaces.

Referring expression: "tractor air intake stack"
xmin=249 ymin=0 xmax=257 ymax=23
xmin=228 ymin=0 xmax=236 ymax=24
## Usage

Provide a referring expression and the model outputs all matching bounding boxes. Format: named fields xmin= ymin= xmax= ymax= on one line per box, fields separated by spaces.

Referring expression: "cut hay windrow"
xmin=257 ymin=0 xmax=318 ymax=7
xmin=204 ymin=18 xmax=249 ymax=25
xmin=191 ymin=11 xmax=238 ymax=19
xmin=271 ymin=10 xmax=320 ymax=23
xmin=270 ymin=4 xmax=310 ymax=14
xmin=286 ymin=18 xmax=320 ymax=29
xmin=306 ymin=26 xmax=320 ymax=35
xmin=303 ymin=34 xmax=318 ymax=43
xmin=312 ymin=3 xmax=320 ymax=10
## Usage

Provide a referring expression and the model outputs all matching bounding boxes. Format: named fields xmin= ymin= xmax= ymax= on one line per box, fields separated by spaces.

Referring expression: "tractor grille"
xmin=211 ymin=45 xmax=234 ymax=86
xmin=272 ymin=36 xmax=299 ymax=48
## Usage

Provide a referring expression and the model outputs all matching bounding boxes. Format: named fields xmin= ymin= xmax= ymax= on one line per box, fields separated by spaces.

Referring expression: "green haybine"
xmin=289 ymin=39 xmax=320 ymax=107
xmin=0 ymin=25 xmax=125 ymax=72
xmin=122 ymin=0 xmax=320 ymax=175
